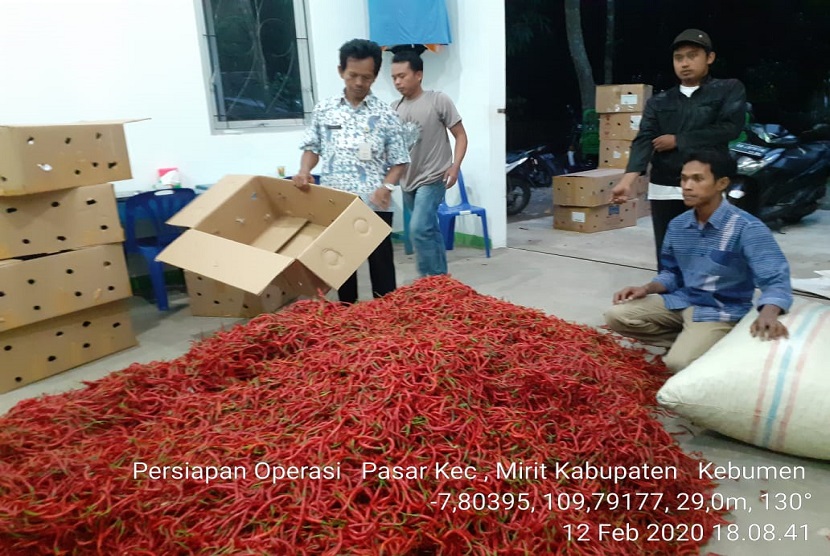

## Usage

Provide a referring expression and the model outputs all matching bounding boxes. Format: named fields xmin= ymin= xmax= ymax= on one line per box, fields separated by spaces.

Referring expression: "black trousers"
xmin=650 ymin=199 xmax=688 ymax=270
xmin=337 ymin=211 xmax=396 ymax=304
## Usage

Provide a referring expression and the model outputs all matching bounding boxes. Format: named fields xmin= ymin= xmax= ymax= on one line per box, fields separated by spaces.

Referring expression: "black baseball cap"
xmin=672 ymin=29 xmax=712 ymax=51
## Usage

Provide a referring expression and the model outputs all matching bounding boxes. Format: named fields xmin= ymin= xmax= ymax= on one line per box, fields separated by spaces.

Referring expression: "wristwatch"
xmin=382 ymin=183 xmax=396 ymax=191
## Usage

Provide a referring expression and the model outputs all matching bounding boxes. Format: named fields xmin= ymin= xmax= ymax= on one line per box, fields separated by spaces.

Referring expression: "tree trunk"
xmin=564 ymin=0 xmax=595 ymax=113
xmin=236 ymin=0 xmax=270 ymax=98
xmin=604 ymin=0 xmax=615 ymax=84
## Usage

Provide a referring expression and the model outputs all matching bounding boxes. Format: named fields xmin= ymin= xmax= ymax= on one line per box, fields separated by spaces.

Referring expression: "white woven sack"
xmin=656 ymin=297 xmax=830 ymax=460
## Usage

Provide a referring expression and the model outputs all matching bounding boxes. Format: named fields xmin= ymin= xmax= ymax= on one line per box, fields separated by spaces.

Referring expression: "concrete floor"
xmin=2 ymin=212 xmax=829 ymax=555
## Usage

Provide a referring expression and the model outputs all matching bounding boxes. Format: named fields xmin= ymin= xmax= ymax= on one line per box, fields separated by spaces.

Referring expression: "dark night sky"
xmin=506 ymin=0 xmax=830 ymax=150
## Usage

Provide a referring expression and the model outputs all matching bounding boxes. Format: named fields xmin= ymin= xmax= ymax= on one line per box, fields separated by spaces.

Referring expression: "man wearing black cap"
xmin=611 ymin=29 xmax=746 ymax=268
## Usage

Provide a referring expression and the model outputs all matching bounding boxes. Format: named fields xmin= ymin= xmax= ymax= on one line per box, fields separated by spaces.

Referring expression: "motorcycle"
xmin=506 ymin=105 xmax=598 ymax=216
xmin=505 ymin=153 xmax=532 ymax=217
xmin=505 ymin=145 xmax=566 ymax=216
xmin=728 ymin=122 xmax=830 ymax=224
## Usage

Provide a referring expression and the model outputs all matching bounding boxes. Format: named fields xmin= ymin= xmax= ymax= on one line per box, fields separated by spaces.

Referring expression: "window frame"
xmin=195 ymin=0 xmax=316 ymax=133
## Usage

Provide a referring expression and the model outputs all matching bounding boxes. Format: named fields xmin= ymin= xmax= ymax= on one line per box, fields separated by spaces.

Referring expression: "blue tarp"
xmin=368 ymin=0 xmax=452 ymax=47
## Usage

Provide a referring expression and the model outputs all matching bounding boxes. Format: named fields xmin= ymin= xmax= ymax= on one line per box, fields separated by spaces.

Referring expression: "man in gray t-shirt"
xmin=391 ymin=49 xmax=468 ymax=277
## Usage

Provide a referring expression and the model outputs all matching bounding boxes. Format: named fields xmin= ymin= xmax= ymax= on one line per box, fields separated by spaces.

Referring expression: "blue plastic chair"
xmin=437 ymin=171 xmax=491 ymax=258
xmin=124 ymin=189 xmax=196 ymax=310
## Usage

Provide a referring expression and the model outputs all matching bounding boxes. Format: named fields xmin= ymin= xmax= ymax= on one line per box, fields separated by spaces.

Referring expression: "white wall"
xmin=0 ymin=0 xmax=506 ymax=247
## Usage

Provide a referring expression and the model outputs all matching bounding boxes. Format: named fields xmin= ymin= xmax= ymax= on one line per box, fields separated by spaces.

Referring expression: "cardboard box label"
xmin=631 ymin=115 xmax=642 ymax=130
xmin=621 ymin=94 xmax=638 ymax=105
xmin=608 ymin=204 xmax=620 ymax=216
xmin=571 ymin=211 xmax=586 ymax=223
xmin=0 ymin=243 xmax=131 ymax=333
xmin=0 ymin=183 xmax=123 ymax=260
xmin=0 ymin=300 xmax=136 ymax=394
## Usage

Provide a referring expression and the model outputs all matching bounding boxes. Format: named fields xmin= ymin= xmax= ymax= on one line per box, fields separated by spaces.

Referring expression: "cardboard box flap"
xmin=166 ymin=175 xmax=258 ymax=229
xmin=296 ymin=200 xmax=390 ymax=289
xmin=561 ymin=168 xmax=624 ymax=179
xmin=156 ymin=229 xmax=293 ymax=295
xmin=74 ymin=118 xmax=149 ymax=125
xmin=1 ymin=119 xmax=148 ymax=128
xmin=250 ymin=216 xmax=308 ymax=252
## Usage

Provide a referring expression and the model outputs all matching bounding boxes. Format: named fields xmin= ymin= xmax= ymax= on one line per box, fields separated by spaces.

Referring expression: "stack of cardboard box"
xmin=596 ymin=84 xmax=653 ymax=218
xmin=0 ymin=121 xmax=138 ymax=394
xmin=552 ymin=169 xmax=639 ymax=232
xmin=552 ymin=84 xmax=652 ymax=233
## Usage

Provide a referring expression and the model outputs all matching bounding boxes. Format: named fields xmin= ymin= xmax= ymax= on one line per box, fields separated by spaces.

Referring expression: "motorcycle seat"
xmin=506 ymin=151 xmax=529 ymax=164
xmin=750 ymin=123 xmax=799 ymax=147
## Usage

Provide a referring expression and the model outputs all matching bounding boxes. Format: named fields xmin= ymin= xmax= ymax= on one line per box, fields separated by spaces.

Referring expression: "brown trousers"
xmin=604 ymin=294 xmax=736 ymax=372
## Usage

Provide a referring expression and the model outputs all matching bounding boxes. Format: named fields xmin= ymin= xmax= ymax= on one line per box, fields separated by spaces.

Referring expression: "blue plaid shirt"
xmin=300 ymin=92 xmax=410 ymax=195
xmin=655 ymin=201 xmax=793 ymax=322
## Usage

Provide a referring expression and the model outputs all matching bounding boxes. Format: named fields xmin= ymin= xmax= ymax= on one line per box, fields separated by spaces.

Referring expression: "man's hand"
xmin=443 ymin=165 xmax=460 ymax=189
xmin=613 ymin=286 xmax=649 ymax=305
xmin=370 ymin=187 xmax=392 ymax=211
xmin=652 ymin=134 xmax=677 ymax=152
xmin=750 ymin=305 xmax=789 ymax=341
xmin=292 ymin=172 xmax=312 ymax=191
xmin=610 ymin=173 xmax=637 ymax=204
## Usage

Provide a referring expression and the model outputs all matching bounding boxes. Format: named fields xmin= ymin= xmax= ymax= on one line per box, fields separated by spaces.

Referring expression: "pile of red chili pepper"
xmin=0 ymin=276 xmax=726 ymax=555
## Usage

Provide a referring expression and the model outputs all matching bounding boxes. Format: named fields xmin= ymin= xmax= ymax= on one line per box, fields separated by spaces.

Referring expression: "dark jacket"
xmin=626 ymin=76 xmax=746 ymax=187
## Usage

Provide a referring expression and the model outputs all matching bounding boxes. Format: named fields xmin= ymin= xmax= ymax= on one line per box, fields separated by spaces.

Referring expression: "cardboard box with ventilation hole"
xmin=599 ymin=139 xmax=633 ymax=170
xmin=595 ymin=84 xmax=652 ymax=114
xmin=0 ymin=120 xmax=143 ymax=196
xmin=0 ymin=243 xmax=132 ymax=333
xmin=0 ymin=300 xmax=136 ymax=394
xmin=553 ymin=200 xmax=639 ymax=233
xmin=184 ymin=271 xmax=297 ymax=318
xmin=157 ymin=175 xmax=391 ymax=301
xmin=553 ymin=169 xmax=648 ymax=207
xmin=0 ymin=183 xmax=123 ymax=260
xmin=599 ymin=113 xmax=643 ymax=141
xmin=553 ymin=168 xmax=626 ymax=207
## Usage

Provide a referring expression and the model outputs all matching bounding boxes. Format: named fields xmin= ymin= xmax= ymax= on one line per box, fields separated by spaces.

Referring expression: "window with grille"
xmin=200 ymin=0 xmax=315 ymax=130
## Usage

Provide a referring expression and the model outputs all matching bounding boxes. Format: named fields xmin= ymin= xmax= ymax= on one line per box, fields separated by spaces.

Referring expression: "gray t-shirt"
xmin=393 ymin=90 xmax=462 ymax=191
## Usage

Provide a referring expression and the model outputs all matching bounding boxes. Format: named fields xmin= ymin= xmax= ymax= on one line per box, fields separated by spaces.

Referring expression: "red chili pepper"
xmin=0 ymin=275 xmax=727 ymax=554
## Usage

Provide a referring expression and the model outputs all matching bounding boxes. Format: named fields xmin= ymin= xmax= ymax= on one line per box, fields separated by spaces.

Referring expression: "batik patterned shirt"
xmin=300 ymin=92 xmax=410 ymax=195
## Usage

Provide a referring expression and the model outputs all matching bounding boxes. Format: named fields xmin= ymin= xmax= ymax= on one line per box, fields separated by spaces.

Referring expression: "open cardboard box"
xmin=157 ymin=175 xmax=392 ymax=298
xmin=0 ymin=119 xmax=144 ymax=196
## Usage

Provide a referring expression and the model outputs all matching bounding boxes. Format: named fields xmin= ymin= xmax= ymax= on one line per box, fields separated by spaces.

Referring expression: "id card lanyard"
xmin=357 ymin=122 xmax=372 ymax=161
